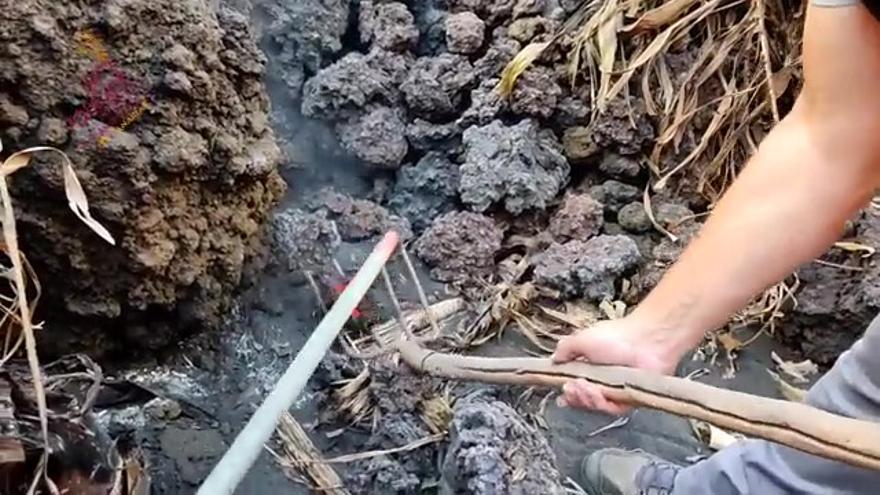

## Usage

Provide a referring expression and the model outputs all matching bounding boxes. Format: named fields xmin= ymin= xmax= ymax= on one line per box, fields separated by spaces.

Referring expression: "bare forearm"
xmin=633 ymin=105 xmax=879 ymax=359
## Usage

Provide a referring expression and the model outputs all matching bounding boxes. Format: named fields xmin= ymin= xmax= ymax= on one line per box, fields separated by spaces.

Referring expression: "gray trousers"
xmin=671 ymin=313 xmax=880 ymax=494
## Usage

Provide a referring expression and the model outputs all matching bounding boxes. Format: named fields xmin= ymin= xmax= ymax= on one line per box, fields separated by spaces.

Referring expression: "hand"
xmin=552 ymin=316 xmax=682 ymax=415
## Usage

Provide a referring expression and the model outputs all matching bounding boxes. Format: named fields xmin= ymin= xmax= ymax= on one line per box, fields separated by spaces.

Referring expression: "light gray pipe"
xmin=197 ymin=231 xmax=400 ymax=495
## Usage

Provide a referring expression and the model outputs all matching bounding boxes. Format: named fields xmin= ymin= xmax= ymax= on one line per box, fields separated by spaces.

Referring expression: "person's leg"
xmin=671 ymin=312 xmax=880 ymax=494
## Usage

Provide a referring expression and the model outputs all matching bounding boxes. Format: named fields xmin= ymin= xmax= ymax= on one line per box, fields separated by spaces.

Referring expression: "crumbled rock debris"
xmin=440 ymin=393 xmax=564 ymax=494
xmin=448 ymin=0 xmax=516 ymax=25
xmin=402 ymin=53 xmax=476 ymax=120
xmin=271 ymin=208 xmax=340 ymax=272
xmin=308 ymin=189 xmax=413 ymax=241
xmin=446 ymin=12 xmax=486 ymax=54
xmin=599 ymin=152 xmax=641 ymax=179
xmin=548 ymin=193 xmax=605 ymax=242
xmin=302 ymin=49 xmax=411 ymax=121
xmin=774 ymin=210 xmax=880 ymax=364
xmin=779 ymin=260 xmax=880 ymax=365
xmin=336 ymin=106 xmax=409 ymax=169
xmin=589 ymin=180 xmax=642 ymax=215
xmin=513 ymin=0 xmax=548 ymax=18
xmin=618 ymin=201 xmax=652 ymax=233
xmin=388 ymin=152 xmax=461 ymax=232
xmin=415 ymin=211 xmax=503 ymax=282
xmin=510 ymin=66 xmax=561 ymax=119
xmin=365 ymin=2 xmax=420 ymax=52
xmin=590 ymin=99 xmax=655 ymax=155
xmin=314 ymin=349 xmax=360 ymax=389
xmin=346 ymin=455 xmax=423 ymax=493
xmin=459 ymin=119 xmax=569 ymax=214
xmin=534 ymin=235 xmax=641 ymax=300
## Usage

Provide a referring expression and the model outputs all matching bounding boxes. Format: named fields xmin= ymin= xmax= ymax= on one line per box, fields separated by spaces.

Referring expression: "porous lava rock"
xmin=459 ymin=119 xmax=569 ymax=214
xmin=343 ymin=360 xmax=442 ymax=493
xmin=361 ymin=2 xmax=420 ymax=52
xmin=534 ymin=235 xmax=641 ymax=300
xmin=588 ymin=180 xmax=641 ymax=215
xmin=445 ymin=12 xmax=486 ymax=54
xmin=440 ymin=393 xmax=564 ymax=494
xmin=415 ymin=211 xmax=503 ymax=282
xmin=599 ymin=152 xmax=641 ymax=179
xmin=402 ymin=54 xmax=475 ymax=121
xmin=336 ymin=106 xmax=409 ymax=169
xmin=777 ymin=211 xmax=880 ymax=365
xmin=302 ymin=49 xmax=412 ymax=121
xmin=590 ymin=99 xmax=655 ymax=155
xmin=388 ymin=152 xmax=460 ymax=232
xmin=509 ymin=66 xmax=561 ymax=120
xmin=257 ymin=0 xmax=350 ymax=96
xmin=308 ymin=189 xmax=413 ymax=242
xmin=617 ymin=201 xmax=652 ymax=233
xmin=270 ymin=209 xmax=340 ymax=273
xmin=1 ymin=0 xmax=284 ymax=353
xmin=548 ymin=193 xmax=604 ymax=242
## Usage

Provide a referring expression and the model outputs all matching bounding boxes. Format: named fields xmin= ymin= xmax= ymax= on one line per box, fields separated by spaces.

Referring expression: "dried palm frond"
xmin=420 ymin=389 xmax=454 ymax=434
xmin=272 ymin=413 xmax=348 ymax=494
xmin=0 ymin=140 xmax=114 ymax=492
xmin=503 ymin=0 xmax=804 ymax=203
xmin=333 ymin=368 xmax=373 ymax=423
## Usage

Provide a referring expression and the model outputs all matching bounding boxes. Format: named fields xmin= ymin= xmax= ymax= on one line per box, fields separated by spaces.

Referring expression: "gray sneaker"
xmin=580 ymin=448 xmax=681 ymax=495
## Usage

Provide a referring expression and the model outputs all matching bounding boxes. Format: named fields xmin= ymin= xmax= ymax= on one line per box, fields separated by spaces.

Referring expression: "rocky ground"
xmin=1 ymin=0 xmax=878 ymax=492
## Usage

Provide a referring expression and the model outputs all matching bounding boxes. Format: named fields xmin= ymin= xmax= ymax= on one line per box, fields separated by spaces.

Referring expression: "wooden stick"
xmin=397 ymin=339 xmax=880 ymax=471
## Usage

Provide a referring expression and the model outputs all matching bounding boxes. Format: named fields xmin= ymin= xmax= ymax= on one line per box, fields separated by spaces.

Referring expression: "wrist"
xmin=625 ymin=307 xmax=700 ymax=366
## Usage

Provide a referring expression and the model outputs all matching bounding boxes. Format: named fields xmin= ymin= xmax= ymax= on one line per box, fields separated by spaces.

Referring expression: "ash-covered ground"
xmin=15 ymin=0 xmax=880 ymax=493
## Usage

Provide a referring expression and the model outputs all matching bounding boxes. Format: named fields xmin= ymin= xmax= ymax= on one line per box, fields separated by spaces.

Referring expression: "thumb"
xmin=552 ymin=334 xmax=588 ymax=363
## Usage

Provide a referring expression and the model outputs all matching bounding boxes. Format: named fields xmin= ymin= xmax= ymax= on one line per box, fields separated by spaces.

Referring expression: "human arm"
xmin=554 ymin=3 xmax=880 ymax=414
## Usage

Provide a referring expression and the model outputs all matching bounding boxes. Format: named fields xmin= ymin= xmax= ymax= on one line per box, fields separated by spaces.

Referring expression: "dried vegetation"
xmin=503 ymin=0 xmax=803 ymax=201
xmin=0 ymin=140 xmax=149 ymax=492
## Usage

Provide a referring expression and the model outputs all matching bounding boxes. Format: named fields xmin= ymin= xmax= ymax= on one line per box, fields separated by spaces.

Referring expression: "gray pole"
xmin=197 ymin=231 xmax=400 ymax=495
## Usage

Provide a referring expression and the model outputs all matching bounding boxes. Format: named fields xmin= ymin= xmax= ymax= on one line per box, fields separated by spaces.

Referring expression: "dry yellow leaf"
xmin=497 ymin=41 xmax=551 ymax=97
